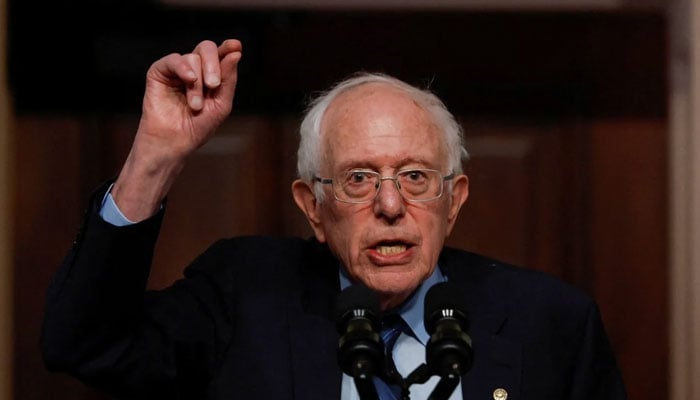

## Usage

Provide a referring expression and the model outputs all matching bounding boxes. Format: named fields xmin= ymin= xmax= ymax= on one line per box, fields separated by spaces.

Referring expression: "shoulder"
xmin=440 ymin=247 xmax=606 ymax=354
xmin=439 ymin=247 xmax=595 ymax=319
xmin=192 ymin=235 xmax=312 ymax=265
xmin=440 ymin=250 xmax=626 ymax=396
xmin=181 ymin=235 xmax=334 ymax=283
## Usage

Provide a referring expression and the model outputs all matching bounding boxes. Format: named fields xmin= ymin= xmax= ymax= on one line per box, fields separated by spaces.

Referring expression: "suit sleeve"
xmin=568 ymin=302 xmax=628 ymax=400
xmin=40 ymin=183 xmax=234 ymax=399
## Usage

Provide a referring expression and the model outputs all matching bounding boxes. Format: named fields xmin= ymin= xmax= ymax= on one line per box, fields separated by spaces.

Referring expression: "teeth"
xmin=376 ymin=245 xmax=407 ymax=255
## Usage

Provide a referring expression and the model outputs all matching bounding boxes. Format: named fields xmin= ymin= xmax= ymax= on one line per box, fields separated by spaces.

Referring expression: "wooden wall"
xmin=9 ymin=10 xmax=667 ymax=400
xmin=0 ymin=0 xmax=13 ymax=396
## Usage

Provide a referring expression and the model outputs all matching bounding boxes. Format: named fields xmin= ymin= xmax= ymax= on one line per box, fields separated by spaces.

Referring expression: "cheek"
xmin=413 ymin=202 xmax=449 ymax=236
xmin=320 ymin=206 xmax=364 ymax=263
xmin=412 ymin=205 xmax=451 ymax=259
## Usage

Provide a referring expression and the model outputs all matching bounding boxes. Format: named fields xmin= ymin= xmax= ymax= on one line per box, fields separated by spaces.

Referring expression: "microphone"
xmin=334 ymin=284 xmax=384 ymax=400
xmin=423 ymin=282 xmax=473 ymax=379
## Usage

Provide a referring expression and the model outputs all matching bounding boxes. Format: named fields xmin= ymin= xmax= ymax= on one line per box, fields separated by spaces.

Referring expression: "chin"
xmin=363 ymin=272 xmax=421 ymax=308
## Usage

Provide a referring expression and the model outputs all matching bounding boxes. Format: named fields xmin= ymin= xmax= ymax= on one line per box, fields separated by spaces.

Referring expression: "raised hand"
xmin=138 ymin=39 xmax=242 ymax=161
xmin=112 ymin=39 xmax=243 ymax=222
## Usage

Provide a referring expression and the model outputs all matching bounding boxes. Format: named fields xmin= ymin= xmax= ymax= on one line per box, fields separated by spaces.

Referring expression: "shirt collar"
xmin=338 ymin=265 xmax=447 ymax=345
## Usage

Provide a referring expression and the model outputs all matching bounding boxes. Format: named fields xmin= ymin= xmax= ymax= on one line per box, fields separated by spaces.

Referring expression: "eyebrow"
xmin=334 ymin=157 xmax=437 ymax=173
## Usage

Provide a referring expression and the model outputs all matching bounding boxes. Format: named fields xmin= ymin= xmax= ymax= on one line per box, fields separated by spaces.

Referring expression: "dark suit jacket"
xmin=41 ymin=185 xmax=627 ymax=400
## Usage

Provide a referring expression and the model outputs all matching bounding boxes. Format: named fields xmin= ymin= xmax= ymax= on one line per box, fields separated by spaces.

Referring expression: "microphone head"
xmin=424 ymin=281 xmax=469 ymax=334
xmin=424 ymin=281 xmax=473 ymax=377
xmin=334 ymin=283 xmax=381 ymax=333
xmin=334 ymin=283 xmax=384 ymax=377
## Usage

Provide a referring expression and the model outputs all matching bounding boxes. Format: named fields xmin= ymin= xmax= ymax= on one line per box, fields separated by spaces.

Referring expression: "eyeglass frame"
xmin=313 ymin=168 xmax=455 ymax=204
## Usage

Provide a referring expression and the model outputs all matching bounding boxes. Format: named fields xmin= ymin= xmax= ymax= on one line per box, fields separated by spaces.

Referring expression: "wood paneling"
xmin=13 ymin=117 xmax=111 ymax=400
xmin=588 ymin=119 xmax=668 ymax=400
xmin=148 ymin=117 xmax=291 ymax=289
xmin=448 ymin=120 xmax=589 ymax=282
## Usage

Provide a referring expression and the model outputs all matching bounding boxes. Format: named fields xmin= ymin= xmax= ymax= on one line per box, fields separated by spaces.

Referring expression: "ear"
xmin=291 ymin=179 xmax=327 ymax=243
xmin=445 ymin=174 xmax=469 ymax=236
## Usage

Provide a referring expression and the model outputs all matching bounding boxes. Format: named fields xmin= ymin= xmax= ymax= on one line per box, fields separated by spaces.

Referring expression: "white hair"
xmin=296 ymin=72 xmax=469 ymax=200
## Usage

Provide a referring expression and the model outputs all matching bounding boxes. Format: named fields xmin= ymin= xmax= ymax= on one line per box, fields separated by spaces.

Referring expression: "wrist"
xmin=111 ymin=145 xmax=185 ymax=222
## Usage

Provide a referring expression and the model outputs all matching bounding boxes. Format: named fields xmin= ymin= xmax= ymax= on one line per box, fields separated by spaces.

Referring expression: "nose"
xmin=373 ymin=177 xmax=406 ymax=221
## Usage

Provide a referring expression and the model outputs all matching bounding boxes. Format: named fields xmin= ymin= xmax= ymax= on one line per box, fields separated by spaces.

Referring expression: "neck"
xmin=379 ymin=291 xmax=412 ymax=312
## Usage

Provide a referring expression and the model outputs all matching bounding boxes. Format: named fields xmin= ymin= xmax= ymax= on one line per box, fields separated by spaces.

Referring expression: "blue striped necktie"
xmin=374 ymin=314 xmax=407 ymax=400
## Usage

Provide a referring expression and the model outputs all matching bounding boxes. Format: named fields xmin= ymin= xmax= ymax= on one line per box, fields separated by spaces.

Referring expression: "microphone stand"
xmin=351 ymin=354 xmax=379 ymax=400
xmin=427 ymin=375 xmax=460 ymax=400
xmin=354 ymin=332 xmax=469 ymax=400
xmin=353 ymin=378 xmax=378 ymax=400
xmin=383 ymin=350 xmax=411 ymax=400
xmin=407 ymin=364 xmax=459 ymax=400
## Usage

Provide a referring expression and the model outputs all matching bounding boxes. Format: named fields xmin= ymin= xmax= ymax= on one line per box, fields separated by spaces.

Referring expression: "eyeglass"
xmin=313 ymin=168 xmax=455 ymax=204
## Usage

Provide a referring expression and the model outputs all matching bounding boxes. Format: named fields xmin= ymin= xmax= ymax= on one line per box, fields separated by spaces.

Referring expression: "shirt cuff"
xmin=99 ymin=184 xmax=136 ymax=227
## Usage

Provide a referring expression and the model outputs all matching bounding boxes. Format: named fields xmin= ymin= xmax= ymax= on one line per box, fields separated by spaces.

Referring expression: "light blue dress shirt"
xmin=100 ymin=189 xmax=135 ymax=226
xmin=339 ymin=267 xmax=463 ymax=400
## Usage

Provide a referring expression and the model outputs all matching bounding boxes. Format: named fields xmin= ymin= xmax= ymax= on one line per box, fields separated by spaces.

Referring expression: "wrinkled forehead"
xmin=319 ymin=83 xmax=447 ymax=171
xmin=321 ymin=82 xmax=430 ymax=131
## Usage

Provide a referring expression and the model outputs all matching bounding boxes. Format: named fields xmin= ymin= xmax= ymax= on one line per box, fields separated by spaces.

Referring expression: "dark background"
xmin=9 ymin=2 xmax=665 ymax=117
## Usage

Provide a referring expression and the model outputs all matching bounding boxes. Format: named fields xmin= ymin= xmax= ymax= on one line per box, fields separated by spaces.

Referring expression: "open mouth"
xmin=374 ymin=241 xmax=412 ymax=256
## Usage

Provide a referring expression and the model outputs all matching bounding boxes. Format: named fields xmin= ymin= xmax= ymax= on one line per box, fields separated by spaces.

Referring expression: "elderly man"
xmin=41 ymin=39 xmax=626 ymax=400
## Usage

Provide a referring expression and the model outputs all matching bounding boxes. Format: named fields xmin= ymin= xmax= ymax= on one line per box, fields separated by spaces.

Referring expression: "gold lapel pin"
xmin=493 ymin=388 xmax=508 ymax=400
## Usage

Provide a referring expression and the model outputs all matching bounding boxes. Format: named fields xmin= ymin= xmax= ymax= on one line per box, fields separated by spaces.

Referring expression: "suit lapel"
xmin=439 ymin=249 xmax=523 ymax=399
